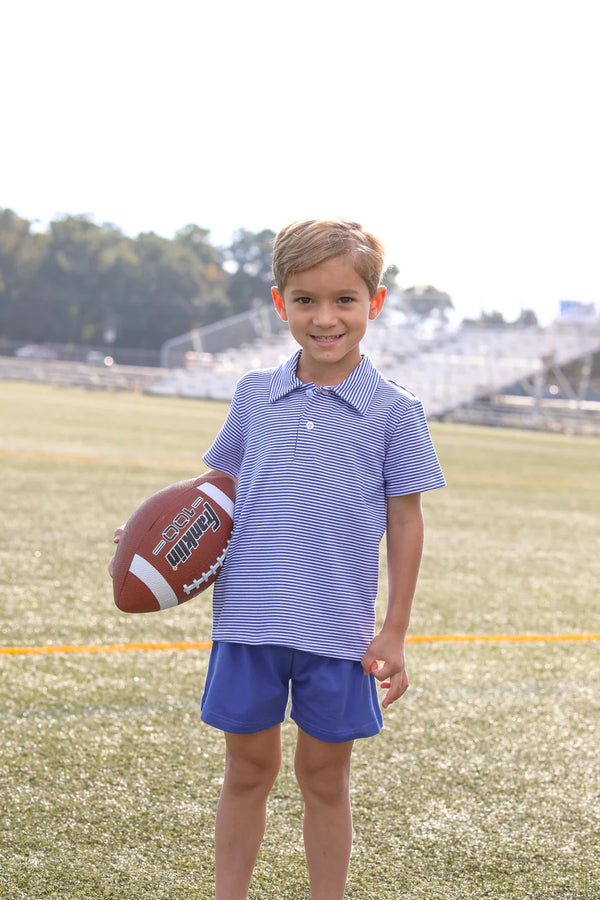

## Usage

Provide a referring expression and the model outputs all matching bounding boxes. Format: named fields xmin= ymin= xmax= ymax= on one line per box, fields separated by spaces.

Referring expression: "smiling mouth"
xmin=311 ymin=334 xmax=344 ymax=343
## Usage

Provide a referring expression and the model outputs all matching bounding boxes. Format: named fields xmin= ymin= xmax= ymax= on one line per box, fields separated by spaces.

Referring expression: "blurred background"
xmin=2 ymin=0 xmax=599 ymax=430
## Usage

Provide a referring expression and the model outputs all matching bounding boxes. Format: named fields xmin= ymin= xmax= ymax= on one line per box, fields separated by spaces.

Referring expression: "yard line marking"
xmin=407 ymin=633 xmax=600 ymax=643
xmin=1 ymin=634 xmax=600 ymax=656
xmin=0 ymin=641 xmax=213 ymax=656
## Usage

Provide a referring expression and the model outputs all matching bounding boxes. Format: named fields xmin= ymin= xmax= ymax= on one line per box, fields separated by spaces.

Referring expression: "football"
xmin=112 ymin=473 xmax=235 ymax=613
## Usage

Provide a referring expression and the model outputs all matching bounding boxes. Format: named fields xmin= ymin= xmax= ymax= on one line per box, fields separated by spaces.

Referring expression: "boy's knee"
xmin=224 ymin=740 xmax=281 ymax=795
xmin=295 ymin=755 xmax=351 ymax=805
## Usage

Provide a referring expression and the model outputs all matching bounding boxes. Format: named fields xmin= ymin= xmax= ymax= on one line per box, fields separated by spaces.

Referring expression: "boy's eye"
xmin=292 ymin=295 xmax=354 ymax=305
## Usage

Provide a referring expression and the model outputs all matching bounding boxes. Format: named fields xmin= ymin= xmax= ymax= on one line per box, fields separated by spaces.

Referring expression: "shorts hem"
xmin=201 ymin=709 xmax=284 ymax=735
xmin=291 ymin=713 xmax=383 ymax=744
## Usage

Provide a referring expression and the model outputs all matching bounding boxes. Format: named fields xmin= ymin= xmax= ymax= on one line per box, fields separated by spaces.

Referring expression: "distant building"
xmin=559 ymin=300 xmax=597 ymax=322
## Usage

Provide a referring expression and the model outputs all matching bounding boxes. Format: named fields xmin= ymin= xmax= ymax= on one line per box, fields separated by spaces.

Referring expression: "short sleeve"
xmin=203 ymin=383 xmax=245 ymax=478
xmin=383 ymin=399 xmax=446 ymax=496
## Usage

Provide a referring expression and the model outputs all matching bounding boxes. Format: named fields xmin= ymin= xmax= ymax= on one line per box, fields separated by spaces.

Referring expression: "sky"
xmin=2 ymin=0 xmax=599 ymax=325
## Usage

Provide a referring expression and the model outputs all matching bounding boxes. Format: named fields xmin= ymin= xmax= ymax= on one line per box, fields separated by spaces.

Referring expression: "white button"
xmin=306 ymin=421 xmax=315 ymax=430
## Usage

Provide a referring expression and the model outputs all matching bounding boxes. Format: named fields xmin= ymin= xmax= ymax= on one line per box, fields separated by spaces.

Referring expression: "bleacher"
xmin=2 ymin=308 xmax=598 ymax=432
xmin=0 ymin=356 xmax=165 ymax=393
xmin=152 ymin=309 xmax=600 ymax=426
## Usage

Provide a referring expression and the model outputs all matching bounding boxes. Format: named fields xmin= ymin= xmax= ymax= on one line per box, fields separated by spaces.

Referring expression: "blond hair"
xmin=272 ymin=219 xmax=386 ymax=298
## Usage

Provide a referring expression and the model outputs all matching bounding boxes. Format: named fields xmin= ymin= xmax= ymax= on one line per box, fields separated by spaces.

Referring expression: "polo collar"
xmin=269 ymin=350 xmax=381 ymax=415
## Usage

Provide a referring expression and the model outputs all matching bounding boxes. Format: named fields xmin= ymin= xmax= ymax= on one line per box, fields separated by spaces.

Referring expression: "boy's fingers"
xmin=108 ymin=525 xmax=125 ymax=578
xmin=381 ymin=672 xmax=409 ymax=708
xmin=371 ymin=660 xmax=394 ymax=681
xmin=362 ymin=658 xmax=401 ymax=682
xmin=362 ymin=654 xmax=407 ymax=689
xmin=360 ymin=652 xmax=375 ymax=675
xmin=362 ymin=658 xmax=386 ymax=678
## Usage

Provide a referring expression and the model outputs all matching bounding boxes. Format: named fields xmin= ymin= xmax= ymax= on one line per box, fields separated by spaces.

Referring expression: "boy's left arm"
xmin=361 ymin=492 xmax=424 ymax=708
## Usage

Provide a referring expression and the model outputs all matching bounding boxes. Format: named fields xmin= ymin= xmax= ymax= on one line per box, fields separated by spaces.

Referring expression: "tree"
xmin=0 ymin=211 xmax=233 ymax=350
xmin=33 ymin=216 xmax=133 ymax=344
xmin=173 ymin=225 xmax=231 ymax=326
xmin=461 ymin=308 xmax=540 ymax=328
xmin=513 ymin=308 xmax=539 ymax=327
xmin=382 ymin=264 xmax=400 ymax=290
xmin=462 ymin=310 xmax=507 ymax=327
xmin=1 ymin=212 xmax=278 ymax=350
xmin=0 ymin=209 xmax=47 ymax=341
xmin=114 ymin=229 xmax=231 ymax=349
xmin=399 ymin=285 xmax=453 ymax=321
xmin=223 ymin=228 xmax=276 ymax=313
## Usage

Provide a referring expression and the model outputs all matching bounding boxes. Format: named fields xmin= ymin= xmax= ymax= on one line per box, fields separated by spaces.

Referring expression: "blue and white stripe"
xmin=203 ymin=350 xmax=445 ymax=661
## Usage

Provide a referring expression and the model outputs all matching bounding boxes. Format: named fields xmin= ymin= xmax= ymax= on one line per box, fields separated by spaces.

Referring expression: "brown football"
xmin=112 ymin=473 xmax=235 ymax=613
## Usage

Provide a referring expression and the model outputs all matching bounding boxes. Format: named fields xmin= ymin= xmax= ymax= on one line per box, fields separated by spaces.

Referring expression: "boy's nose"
xmin=311 ymin=303 xmax=338 ymax=327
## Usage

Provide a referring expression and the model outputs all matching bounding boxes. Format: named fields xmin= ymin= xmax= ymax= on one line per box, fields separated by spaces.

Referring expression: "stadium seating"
xmin=152 ymin=310 xmax=600 ymax=420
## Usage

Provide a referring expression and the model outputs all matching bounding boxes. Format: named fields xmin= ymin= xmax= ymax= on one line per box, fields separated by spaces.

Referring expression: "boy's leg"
xmin=215 ymin=725 xmax=282 ymax=900
xmin=294 ymin=728 xmax=354 ymax=900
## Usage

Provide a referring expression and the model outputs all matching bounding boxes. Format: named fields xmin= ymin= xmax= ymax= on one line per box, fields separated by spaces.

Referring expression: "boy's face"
xmin=272 ymin=255 xmax=385 ymax=386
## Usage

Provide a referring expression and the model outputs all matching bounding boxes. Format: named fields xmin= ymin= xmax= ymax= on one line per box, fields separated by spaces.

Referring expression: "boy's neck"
xmin=295 ymin=350 xmax=363 ymax=387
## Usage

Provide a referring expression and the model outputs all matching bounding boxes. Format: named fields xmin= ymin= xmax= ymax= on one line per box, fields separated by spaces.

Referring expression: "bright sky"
xmin=2 ymin=0 xmax=598 ymax=325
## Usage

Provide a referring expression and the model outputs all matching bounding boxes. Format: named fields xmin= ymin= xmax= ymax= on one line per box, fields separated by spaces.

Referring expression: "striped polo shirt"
xmin=203 ymin=350 xmax=445 ymax=661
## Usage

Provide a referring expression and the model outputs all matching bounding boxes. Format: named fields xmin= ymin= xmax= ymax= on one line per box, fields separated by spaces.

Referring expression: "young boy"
xmin=199 ymin=219 xmax=446 ymax=899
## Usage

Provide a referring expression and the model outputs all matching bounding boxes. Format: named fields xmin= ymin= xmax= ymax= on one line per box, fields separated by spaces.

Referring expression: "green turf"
xmin=1 ymin=381 xmax=599 ymax=899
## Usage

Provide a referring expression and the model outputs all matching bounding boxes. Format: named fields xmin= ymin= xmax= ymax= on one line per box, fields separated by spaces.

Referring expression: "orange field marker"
xmin=1 ymin=634 xmax=599 ymax=656
xmin=406 ymin=633 xmax=600 ymax=644
xmin=0 ymin=641 xmax=213 ymax=656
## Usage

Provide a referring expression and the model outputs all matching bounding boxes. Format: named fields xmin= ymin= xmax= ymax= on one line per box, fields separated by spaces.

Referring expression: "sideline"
xmin=2 ymin=634 xmax=600 ymax=656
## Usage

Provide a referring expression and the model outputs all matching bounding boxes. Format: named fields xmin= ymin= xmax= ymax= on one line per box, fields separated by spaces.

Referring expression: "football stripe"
xmin=199 ymin=482 xmax=234 ymax=519
xmin=129 ymin=554 xmax=179 ymax=610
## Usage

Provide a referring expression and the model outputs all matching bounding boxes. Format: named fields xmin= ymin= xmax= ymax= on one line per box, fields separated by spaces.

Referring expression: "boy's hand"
xmin=108 ymin=526 xmax=125 ymax=579
xmin=361 ymin=630 xmax=409 ymax=708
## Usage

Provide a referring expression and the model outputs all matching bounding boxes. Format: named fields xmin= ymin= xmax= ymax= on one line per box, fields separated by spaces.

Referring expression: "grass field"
xmin=1 ymin=380 xmax=599 ymax=900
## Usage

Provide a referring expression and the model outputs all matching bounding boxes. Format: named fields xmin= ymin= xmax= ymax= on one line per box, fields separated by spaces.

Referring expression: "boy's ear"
xmin=369 ymin=285 xmax=386 ymax=320
xmin=272 ymin=287 xmax=288 ymax=321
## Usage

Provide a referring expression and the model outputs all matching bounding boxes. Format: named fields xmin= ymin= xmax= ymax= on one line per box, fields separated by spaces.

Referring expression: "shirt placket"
xmin=295 ymin=386 xmax=333 ymax=459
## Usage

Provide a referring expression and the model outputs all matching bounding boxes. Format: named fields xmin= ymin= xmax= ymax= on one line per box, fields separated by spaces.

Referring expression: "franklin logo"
xmin=165 ymin=502 xmax=221 ymax=570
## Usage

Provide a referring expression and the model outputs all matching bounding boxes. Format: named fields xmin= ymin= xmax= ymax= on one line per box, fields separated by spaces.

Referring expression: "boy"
xmin=199 ymin=219 xmax=446 ymax=899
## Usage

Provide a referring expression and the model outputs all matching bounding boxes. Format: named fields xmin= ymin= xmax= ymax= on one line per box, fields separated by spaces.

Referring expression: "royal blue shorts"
xmin=201 ymin=642 xmax=383 ymax=743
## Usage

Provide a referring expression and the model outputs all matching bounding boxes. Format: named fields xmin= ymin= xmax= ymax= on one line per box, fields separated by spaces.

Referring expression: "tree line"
xmin=1 ymin=207 xmax=539 ymax=354
xmin=0 ymin=208 xmax=279 ymax=351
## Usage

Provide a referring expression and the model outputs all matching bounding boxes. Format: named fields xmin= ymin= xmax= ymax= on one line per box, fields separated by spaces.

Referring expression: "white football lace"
xmin=182 ymin=541 xmax=230 ymax=595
